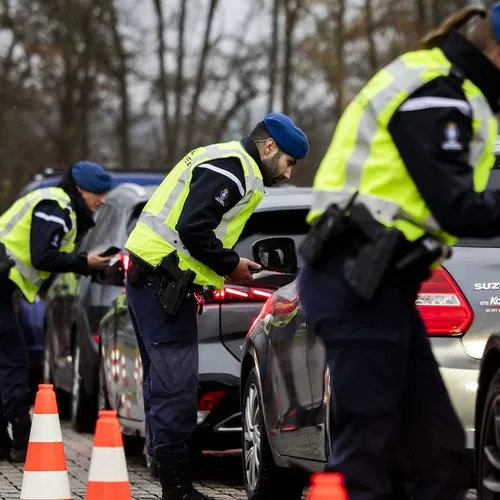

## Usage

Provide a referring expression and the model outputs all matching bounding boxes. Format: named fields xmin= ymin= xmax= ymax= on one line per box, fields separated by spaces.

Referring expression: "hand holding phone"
xmin=99 ymin=246 xmax=121 ymax=257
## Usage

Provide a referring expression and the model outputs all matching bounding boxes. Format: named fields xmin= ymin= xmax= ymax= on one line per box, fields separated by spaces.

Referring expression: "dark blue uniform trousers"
xmin=126 ymin=273 xmax=199 ymax=463
xmin=0 ymin=277 xmax=31 ymax=426
xmin=298 ymin=255 xmax=471 ymax=500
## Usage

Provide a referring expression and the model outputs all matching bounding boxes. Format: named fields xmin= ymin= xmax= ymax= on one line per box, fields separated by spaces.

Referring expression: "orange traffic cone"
xmin=20 ymin=383 xmax=71 ymax=500
xmin=307 ymin=472 xmax=348 ymax=499
xmin=85 ymin=409 xmax=131 ymax=500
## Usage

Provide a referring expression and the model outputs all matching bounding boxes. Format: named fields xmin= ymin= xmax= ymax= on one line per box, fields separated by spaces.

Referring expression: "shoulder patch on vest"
xmin=50 ymin=233 xmax=61 ymax=248
xmin=441 ymin=121 xmax=463 ymax=152
xmin=214 ymin=185 xmax=231 ymax=207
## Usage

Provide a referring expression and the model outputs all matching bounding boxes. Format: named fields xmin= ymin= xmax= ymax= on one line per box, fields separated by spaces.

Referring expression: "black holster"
xmin=299 ymin=198 xmax=449 ymax=300
xmin=156 ymin=251 xmax=197 ymax=317
xmin=0 ymin=242 xmax=14 ymax=278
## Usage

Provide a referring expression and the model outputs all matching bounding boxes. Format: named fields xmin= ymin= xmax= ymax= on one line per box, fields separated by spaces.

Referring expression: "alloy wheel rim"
xmin=98 ymin=361 xmax=106 ymax=410
xmin=71 ymin=345 xmax=80 ymax=419
xmin=243 ymin=383 xmax=261 ymax=491
xmin=43 ymin=341 xmax=51 ymax=383
xmin=482 ymin=394 xmax=500 ymax=499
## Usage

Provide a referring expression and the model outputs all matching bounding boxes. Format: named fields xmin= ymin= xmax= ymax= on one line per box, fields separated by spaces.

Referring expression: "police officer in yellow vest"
xmin=298 ymin=4 xmax=500 ymax=500
xmin=125 ymin=113 xmax=309 ymax=500
xmin=0 ymin=161 xmax=114 ymax=462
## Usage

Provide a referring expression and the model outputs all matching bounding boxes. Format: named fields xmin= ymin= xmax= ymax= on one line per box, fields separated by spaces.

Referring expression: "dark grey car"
xmin=43 ymin=183 xmax=157 ymax=435
xmin=240 ymin=161 xmax=500 ymax=498
xmin=95 ymin=187 xmax=314 ymax=461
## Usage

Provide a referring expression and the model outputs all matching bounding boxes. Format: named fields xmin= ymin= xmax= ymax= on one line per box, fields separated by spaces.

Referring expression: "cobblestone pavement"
xmin=0 ymin=421 xmax=479 ymax=499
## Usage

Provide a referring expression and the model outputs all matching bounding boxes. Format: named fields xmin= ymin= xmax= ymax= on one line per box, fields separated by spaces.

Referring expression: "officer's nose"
xmin=283 ymin=168 xmax=292 ymax=180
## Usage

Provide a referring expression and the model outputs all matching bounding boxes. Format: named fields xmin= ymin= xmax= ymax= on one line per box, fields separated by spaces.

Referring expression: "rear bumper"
xmin=192 ymin=377 xmax=242 ymax=451
xmin=430 ymin=338 xmax=480 ymax=450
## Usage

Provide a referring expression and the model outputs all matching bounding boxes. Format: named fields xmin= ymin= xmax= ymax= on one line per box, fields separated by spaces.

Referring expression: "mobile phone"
xmin=99 ymin=246 xmax=121 ymax=257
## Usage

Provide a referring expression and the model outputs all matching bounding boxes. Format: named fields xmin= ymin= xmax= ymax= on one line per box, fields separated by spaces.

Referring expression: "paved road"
xmin=0 ymin=421 xmax=479 ymax=499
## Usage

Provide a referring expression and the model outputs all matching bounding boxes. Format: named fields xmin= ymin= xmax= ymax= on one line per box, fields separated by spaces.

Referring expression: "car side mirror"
xmin=252 ymin=237 xmax=298 ymax=274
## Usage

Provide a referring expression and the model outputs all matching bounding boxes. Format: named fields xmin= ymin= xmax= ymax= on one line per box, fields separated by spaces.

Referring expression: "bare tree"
xmin=152 ymin=0 xmax=169 ymax=161
xmin=282 ymin=0 xmax=302 ymax=115
xmin=167 ymin=0 xmax=187 ymax=161
xmin=107 ymin=0 xmax=131 ymax=169
xmin=268 ymin=0 xmax=280 ymax=112
xmin=185 ymin=0 xmax=220 ymax=151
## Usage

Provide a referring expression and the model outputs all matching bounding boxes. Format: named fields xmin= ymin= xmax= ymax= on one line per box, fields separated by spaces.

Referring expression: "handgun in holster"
xmin=0 ymin=242 xmax=14 ymax=278
xmin=298 ymin=192 xmax=359 ymax=269
xmin=157 ymin=251 xmax=196 ymax=317
xmin=394 ymin=235 xmax=452 ymax=282
xmin=342 ymin=203 xmax=406 ymax=300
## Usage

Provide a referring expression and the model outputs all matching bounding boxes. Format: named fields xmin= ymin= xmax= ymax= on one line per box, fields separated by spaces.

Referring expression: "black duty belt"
xmin=129 ymin=254 xmax=204 ymax=293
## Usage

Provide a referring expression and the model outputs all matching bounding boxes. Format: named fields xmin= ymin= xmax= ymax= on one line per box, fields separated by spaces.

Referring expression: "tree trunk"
xmin=268 ymin=0 xmax=279 ymax=112
xmin=282 ymin=0 xmax=301 ymax=115
xmin=365 ymin=0 xmax=378 ymax=74
xmin=152 ymin=0 xmax=169 ymax=161
xmin=168 ymin=0 xmax=187 ymax=161
xmin=109 ymin=0 xmax=131 ymax=169
xmin=186 ymin=0 xmax=219 ymax=151
xmin=333 ymin=0 xmax=346 ymax=118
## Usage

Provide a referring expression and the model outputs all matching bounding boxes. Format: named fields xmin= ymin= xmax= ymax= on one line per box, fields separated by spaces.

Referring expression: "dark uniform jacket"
xmin=176 ymin=136 xmax=263 ymax=276
xmin=389 ymin=30 xmax=500 ymax=238
xmin=29 ymin=173 xmax=94 ymax=277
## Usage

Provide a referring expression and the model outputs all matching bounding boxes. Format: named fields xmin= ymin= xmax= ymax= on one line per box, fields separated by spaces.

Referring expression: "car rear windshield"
xmin=454 ymin=166 xmax=500 ymax=247
xmin=234 ymin=208 xmax=309 ymax=260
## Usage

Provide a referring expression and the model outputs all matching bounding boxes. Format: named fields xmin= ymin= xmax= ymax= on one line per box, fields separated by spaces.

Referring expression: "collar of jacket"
xmin=67 ymin=188 xmax=95 ymax=240
xmin=240 ymin=136 xmax=264 ymax=172
xmin=441 ymin=30 xmax=500 ymax=113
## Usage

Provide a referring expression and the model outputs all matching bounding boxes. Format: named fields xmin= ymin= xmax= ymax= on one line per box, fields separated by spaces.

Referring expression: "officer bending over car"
xmin=124 ymin=113 xmax=309 ymax=500
xmin=0 ymin=161 xmax=114 ymax=462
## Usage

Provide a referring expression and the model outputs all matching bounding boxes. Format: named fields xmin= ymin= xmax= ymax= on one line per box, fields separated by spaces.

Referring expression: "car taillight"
xmin=198 ymin=390 xmax=225 ymax=412
xmin=416 ymin=267 xmax=473 ymax=336
xmin=207 ymin=286 xmax=274 ymax=303
xmin=197 ymin=390 xmax=226 ymax=425
xmin=119 ymin=253 xmax=130 ymax=272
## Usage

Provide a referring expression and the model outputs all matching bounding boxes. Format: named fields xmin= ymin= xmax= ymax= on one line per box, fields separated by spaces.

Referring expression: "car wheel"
xmin=43 ymin=332 xmax=70 ymax=419
xmin=478 ymin=367 xmax=500 ymax=499
xmin=242 ymin=368 xmax=305 ymax=500
xmin=71 ymin=340 xmax=97 ymax=433
xmin=123 ymin=434 xmax=145 ymax=457
xmin=97 ymin=353 xmax=110 ymax=411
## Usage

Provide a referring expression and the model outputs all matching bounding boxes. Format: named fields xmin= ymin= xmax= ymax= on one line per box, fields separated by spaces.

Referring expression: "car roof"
xmin=104 ymin=183 xmax=158 ymax=207
xmin=18 ymin=171 xmax=165 ymax=198
xmin=256 ymin=186 xmax=312 ymax=211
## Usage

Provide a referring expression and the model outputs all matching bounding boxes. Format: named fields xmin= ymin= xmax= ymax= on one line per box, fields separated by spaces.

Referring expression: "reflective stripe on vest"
xmin=139 ymin=144 xmax=263 ymax=248
xmin=0 ymin=187 xmax=77 ymax=302
xmin=125 ymin=141 xmax=265 ymax=288
xmin=308 ymin=49 xmax=497 ymax=243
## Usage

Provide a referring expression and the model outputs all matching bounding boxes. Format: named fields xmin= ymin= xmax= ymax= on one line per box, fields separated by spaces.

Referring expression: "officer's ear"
xmin=263 ymin=138 xmax=278 ymax=157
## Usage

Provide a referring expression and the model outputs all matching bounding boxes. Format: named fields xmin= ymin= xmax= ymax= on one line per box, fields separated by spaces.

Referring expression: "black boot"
xmin=0 ymin=426 xmax=12 ymax=460
xmin=157 ymin=458 xmax=213 ymax=500
xmin=147 ymin=453 xmax=159 ymax=478
xmin=10 ymin=419 xmax=31 ymax=462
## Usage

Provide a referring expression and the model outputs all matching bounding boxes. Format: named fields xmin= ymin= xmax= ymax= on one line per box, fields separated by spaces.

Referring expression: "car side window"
xmin=126 ymin=203 xmax=145 ymax=236
xmin=80 ymin=203 xmax=119 ymax=252
xmin=234 ymin=208 xmax=309 ymax=261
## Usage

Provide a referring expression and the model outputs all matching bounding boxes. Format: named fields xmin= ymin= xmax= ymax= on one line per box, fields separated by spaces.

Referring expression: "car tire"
xmin=43 ymin=331 xmax=71 ymax=419
xmin=97 ymin=353 xmax=111 ymax=411
xmin=242 ymin=367 xmax=305 ymax=500
xmin=123 ymin=434 xmax=145 ymax=457
xmin=71 ymin=340 xmax=97 ymax=433
xmin=189 ymin=446 xmax=203 ymax=474
xmin=478 ymin=367 xmax=500 ymax=499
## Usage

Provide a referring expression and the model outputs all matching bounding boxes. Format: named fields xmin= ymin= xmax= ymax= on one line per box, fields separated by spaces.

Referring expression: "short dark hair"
xmin=250 ymin=122 xmax=271 ymax=142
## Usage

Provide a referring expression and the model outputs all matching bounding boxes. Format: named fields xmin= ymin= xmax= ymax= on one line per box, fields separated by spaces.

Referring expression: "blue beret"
xmin=72 ymin=161 xmax=112 ymax=193
xmin=263 ymin=113 xmax=309 ymax=160
xmin=492 ymin=3 xmax=500 ymax=44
